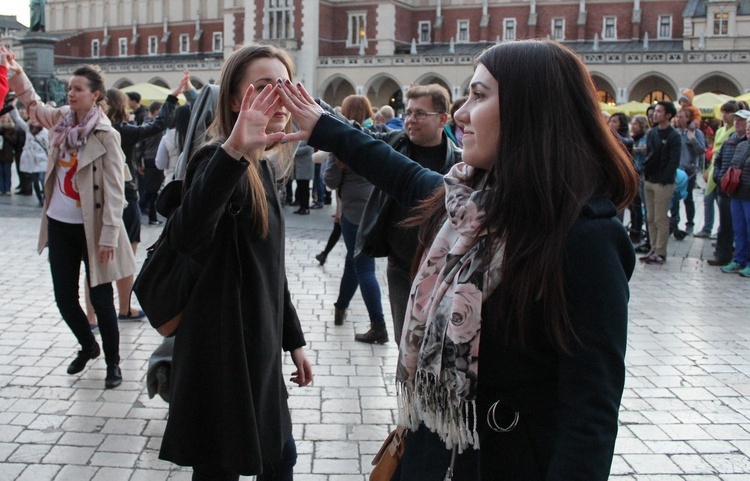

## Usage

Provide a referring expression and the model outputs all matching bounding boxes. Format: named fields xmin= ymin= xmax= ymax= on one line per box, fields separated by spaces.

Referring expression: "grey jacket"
xmin=322 ymin=153 xmax=373 ymax=225
xmin=729 ymin=140 xmax=750 ymax=200
xmin=677 ymin=127 xmax=705 ymax=175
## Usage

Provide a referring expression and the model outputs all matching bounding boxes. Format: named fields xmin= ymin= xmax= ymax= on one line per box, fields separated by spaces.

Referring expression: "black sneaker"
xmin=634 ymin=243 xmax=652 ymax=254
xmin=315 ymin=252 xmax=327 ymax=266
xmin=355 ymin=323 xmax=388 ymax=344
xmin=105 ymin=365 xmax=122 ymax=389
xmin=67 ymin=342 xmax=101 ymax=374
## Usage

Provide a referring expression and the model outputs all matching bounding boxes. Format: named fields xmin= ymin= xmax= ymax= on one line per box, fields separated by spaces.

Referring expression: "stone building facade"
xmin=5 ymin=0 xmax=750 ymax=111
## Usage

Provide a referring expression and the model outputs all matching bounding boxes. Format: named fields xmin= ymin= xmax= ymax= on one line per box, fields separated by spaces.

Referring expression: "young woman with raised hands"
xmin=277 ymin=40 xmax=638 ymax=481
xmin=156 ymin=44 xmax=312 ymax=481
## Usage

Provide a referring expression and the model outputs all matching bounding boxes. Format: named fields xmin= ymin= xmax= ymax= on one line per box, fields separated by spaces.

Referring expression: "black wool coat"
xmin=159 ymin=147 xmax=306 ymax=475
xmin=308 ymin=113 xmax=634 ymax=481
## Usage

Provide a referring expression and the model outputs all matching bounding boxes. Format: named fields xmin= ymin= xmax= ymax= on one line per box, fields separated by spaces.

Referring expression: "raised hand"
xmin=222 ymin=83 xmax=285 ymax=161
xmin=171 ymin=70 xmax=191 ymax=97
xmin=277 ymin=79 xmax=324 ymax=143
xmin=1 ymin=47 xmax=21 ymax=75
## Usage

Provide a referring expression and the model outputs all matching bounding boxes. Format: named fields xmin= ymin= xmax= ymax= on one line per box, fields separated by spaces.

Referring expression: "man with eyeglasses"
xmin=354 ymin=84 xmax=461 ymax=344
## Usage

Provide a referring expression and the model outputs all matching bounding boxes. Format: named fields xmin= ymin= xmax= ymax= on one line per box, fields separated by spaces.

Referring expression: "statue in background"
xmin=30 ymin=0 xmax=46 ymax=32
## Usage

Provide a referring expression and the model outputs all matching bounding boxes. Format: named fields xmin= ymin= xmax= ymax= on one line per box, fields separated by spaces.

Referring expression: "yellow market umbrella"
xmin=120 ymin=83 xmax=186 ymax=105
xmin=687 ymin=92 xmax=733 ymax=118
xmin=599 ymin=102 xmax=618 ymax=114
xmin=614 ymin=101 xmax=651 ymax=117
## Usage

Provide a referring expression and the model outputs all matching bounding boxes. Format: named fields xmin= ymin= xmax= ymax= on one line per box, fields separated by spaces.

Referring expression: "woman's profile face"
xmin=629 ymin=121 xmax=642 ymax=137
xmin=453 ymin=63 xmax=499 ymax=170
xmin=608 ymin=115 xmax=621 ymax=133
xmin=232 ymin=57 xmax=291 ymax=133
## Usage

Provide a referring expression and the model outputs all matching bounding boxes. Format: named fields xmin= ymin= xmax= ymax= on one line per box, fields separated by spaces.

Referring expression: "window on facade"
xmin=603 ymin=16 xmax=617 ymax=40
xmin=658 ymin=16 xmax=672 ymax=39
xmin=267 ymin=0 xmax=292 ymax=39
xmin=347 ymin=12 xmax=366 ymax=47
xmin=552 ymin=18 xmax=565 ymax=40
xmin=179 ymin=34 xmax=190 ymax=53
xmin=419 ymin=21 xmax=431 ymax=44
xmin=118 ymin=38 xmax=127 ymax=56
xmin=457 ymin=20 xmax=470 ymax=42
xmin=213 ymin=32 xmax=223 ymax=52
xmin=503 ymin=18 xmax=516 ymax=41
xmin=713 ymin=12 xmax=729 ymax=35
xmin=148 ymin=36 xmax=158 ymax=55
xmin=91 ymin=39 xmax=100 ymax=58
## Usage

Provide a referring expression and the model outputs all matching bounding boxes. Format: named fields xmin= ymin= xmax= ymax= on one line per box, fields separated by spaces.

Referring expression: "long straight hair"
xmin=205 ymin=44 xmax=295 ymax=238
xmin=407 ymin=40 xmax=638 ymax=352
xmin=104 ymin=89 xmax=129 ymax=124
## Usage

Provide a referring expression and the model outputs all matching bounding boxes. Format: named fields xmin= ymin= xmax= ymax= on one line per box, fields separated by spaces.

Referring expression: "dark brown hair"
xmin=104 ymin=88 xmax=128 ymax=124
xmin=340 ymin=95 xmax=372 ymax=124
xmin=406 ymin=40 xmax=638 ymax=352
xmin=72 ymin=65 xmax=107 ymax=106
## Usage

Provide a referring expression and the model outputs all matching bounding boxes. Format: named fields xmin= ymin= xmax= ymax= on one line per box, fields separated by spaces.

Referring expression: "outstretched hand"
xmin=221 ymin=83 xmax=285 ymax=161
xmin=1 ymin=47 xmax=22 ymax=75
xmin=277 ymin=79 xmax=325 ymax=143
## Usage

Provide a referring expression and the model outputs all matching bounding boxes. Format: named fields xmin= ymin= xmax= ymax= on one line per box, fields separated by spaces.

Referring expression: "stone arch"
xmin=319 ymin=75 xmax=356 ymax=108
xmin=590 ymin=72 xmax=617 ymax=104
xmin=148 ymin=77 xmax=170 ymax=88
xmin=364 ymin=74 xmax=402 ymax=111
xmin=692 ymin=72 xmax=742 ymax=97
xmin=414 ymin=73 xmax=453 ymax=100
xmin=628 ymin=73 xmax=678 ymax=103
xmin=112 ymin=78 xmax=134 ymax=89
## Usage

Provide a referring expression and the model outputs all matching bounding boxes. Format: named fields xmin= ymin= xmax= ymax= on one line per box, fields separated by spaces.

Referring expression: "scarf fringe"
xmin=397 ymin=371 xmax=480 ymax=453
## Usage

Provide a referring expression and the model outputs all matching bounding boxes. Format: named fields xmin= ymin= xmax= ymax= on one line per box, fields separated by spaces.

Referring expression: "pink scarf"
xmin=396 ymin=163 xmax=503 ymax=452
xmin=53 ymin=106 xmax=104 ymax=154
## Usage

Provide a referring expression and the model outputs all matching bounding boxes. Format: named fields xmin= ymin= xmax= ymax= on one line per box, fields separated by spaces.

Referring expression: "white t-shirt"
xmin=46 ymin=149 xmax=84 ymax=224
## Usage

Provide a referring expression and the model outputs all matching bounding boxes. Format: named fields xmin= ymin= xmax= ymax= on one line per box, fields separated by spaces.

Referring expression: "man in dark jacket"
xmin=708 ymin=109 xmax=749 ymax=266
xmin=355 ymin=84 xmax=461 ymax=344
xmin=126 ymin=91 xmax=149 ymax=125
xmin=642 ymin=101 xmax=681 ymax=265
xmin=135 ymin=102 xmax=167 ymax=225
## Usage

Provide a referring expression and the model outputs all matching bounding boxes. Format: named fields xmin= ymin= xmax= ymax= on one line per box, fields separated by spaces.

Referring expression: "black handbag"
xmin=355 ymin=188 xmax=393 ymax=259
xmin=133 ymin=218 xmax=204 ymax=336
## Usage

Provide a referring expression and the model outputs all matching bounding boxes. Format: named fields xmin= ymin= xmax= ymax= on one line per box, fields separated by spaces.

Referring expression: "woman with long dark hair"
xmin=279 ymin=39 xmax=637 ymax=480
xmin=158 ymin=44 xmax=313 ymax=481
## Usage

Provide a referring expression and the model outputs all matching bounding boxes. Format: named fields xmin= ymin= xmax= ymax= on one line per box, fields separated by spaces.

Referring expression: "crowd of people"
xmin=1 ymin=36 xmax=749 ymax=481
xmin=602 ymin=90 xmax=750 ymax=277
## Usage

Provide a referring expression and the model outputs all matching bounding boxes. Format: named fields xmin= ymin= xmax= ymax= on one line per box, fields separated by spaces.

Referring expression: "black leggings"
xmin=294 ymin=179 xmax=310 ymax=210
xmin=47 ymin=217 xmax=120 ymax=366
xmin=321 ymin=221 xmax=341 ymax=256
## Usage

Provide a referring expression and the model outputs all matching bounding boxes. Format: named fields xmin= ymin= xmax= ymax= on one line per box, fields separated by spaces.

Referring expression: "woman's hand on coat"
xmin=97 ymin=246 xmax=115 ymax=264
xmin=277 ymin=80 xmax=324 ymax=143
xmin=290 ymin=348 xmax=313 ymax=387
xmin=222 ymin=84 xmax=286 ymax=162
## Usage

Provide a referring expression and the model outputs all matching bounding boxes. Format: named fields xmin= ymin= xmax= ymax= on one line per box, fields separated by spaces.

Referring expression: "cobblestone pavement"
xmin=1 ymin=188 xmax=749 ymax=481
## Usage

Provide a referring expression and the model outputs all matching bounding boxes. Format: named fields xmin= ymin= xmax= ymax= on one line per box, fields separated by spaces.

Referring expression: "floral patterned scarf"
xmin=52 ymin=105 xmax=104 ymax=154
xmin=396 ymin=162 xmax=503 ymax=452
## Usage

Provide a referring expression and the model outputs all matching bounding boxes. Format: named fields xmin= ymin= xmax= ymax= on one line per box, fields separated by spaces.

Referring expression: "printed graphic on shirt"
xmin=57 ymin=150 xmax=81 ymax=208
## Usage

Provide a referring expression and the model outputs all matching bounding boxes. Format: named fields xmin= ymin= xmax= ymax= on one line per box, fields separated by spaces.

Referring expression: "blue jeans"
xmin=337 ymin=215 xmax=384 ymax=323
xmin=0 ymin=162 xmax=11 ymax=193
xmin=701 ymin=188 xmax=718 ymax=233
xmin=313 ymin=164 xmax=325 ymax=204
xmin=731 ymin=198 xmax=750 ymax=267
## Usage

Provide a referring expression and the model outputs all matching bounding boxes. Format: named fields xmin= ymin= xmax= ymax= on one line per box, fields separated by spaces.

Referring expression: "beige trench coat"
xmin=10 ymin=71 xmax=137 ymax=287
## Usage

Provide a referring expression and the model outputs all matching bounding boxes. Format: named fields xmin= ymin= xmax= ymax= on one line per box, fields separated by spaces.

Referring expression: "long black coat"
xmin=159 ymin=147 xmax=306 ymax=475
xmin=308 ymin=114 xmax=634 ymax=481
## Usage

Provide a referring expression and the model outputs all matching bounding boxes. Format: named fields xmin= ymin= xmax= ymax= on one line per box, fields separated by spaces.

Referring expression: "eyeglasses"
xmin=404 ymin=110 xmax=443 ymax=120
